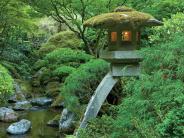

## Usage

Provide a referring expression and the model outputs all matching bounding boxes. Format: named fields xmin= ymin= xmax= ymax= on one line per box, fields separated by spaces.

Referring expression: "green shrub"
xmin=33 ymin=48 xmax=93 ymax=71
xmin=78 ymin=116 xmax=114 ymax=138
xmin=48 ymin=31 xmax=81 ymax=48
xmin=111 ymin=72 xmax=184 ymax=138
xmin=157 ymin=107 xmax=184 ymax=137
xmin=141 ymin=33 xmax=184 ymax=78
xmin=0 ymin=64 xmax=14 ymax=105
xmin=45 ymin=48 xmax=93 ymax=68
xmin=38 ymin=44 xmax=57 ymax=57
xmin=33 ymin=59 xmax=49 ymax=70
xmin=60 ymin=59 xmax=109 ymax=114
xmin=52 ymin=66 xmax=76 ymax=78
xmin=38 ymin=31 xmax=82 ymax=56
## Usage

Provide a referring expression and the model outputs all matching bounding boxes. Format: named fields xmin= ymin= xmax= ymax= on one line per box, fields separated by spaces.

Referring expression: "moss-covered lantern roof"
xmin=84 ymin=6 xmax=163 ymax=29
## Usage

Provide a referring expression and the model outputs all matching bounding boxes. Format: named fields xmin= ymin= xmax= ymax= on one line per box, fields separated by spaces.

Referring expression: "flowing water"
xmin=0 ymin=109 xmax=62 ymax=138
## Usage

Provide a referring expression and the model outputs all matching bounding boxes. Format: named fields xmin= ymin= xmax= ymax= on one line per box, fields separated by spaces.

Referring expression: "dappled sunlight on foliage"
xmin=0 ymin=64 xmax=13 ymax=105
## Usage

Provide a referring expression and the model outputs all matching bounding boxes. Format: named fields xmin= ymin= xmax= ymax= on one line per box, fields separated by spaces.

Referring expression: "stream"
xmin=0 ymin=108 xmax=62 ymax=138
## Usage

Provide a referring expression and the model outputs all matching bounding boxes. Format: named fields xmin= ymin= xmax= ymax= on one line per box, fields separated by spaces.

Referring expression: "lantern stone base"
xmin=110 ymin=64 xmax=141 ymax=77
xmin=100 ymin=50 xmax=143 ymax=63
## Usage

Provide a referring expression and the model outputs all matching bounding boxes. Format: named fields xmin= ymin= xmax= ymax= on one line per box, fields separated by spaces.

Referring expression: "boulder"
xmin=7 ymin=119 xmax=31 ymax=135
xmin=31 ymin=97 xmax=53 ymax=106
xmin=13 ymin=101 xmax=32 ymax=111
xmin=0 ymin=107 xmax=18 ymax=122
xmin=59 ymin=108 xmax=75 ymax=133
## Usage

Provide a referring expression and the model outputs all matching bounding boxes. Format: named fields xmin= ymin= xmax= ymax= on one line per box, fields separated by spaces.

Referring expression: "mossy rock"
xmin=84 ymin=6 xmax=162 ymax=29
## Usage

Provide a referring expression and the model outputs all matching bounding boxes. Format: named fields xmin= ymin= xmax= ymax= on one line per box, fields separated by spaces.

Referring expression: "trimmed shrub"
xmin=52 ymin=66 xmax=76 ymax=78
xmin=38 ymin=31 xmax=82 ymax=56
xmin=60 ymin=59 xmax=109 ymax=114
xmin=45 ymin=48 xmax=93 ymax=68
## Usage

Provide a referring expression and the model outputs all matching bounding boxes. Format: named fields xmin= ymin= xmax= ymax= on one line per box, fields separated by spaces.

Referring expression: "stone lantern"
xmin=78 ymin=6 xmax=163 ymax=130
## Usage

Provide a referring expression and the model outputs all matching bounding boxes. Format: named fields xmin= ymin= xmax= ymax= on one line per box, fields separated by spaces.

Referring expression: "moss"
xmin=114 ymin=6 xmax=135 ymax=12
xmin=84 ymin=11 xmax=155 ymax=28
xmin=84 ymin=7 xmax=162 ymax=29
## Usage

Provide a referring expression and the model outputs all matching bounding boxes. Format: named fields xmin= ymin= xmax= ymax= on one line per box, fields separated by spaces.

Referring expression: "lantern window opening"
xmin=122 ymin=31 xmax=132 ymax=42
xmin=111 ymin=32 xmax=117 ymax=42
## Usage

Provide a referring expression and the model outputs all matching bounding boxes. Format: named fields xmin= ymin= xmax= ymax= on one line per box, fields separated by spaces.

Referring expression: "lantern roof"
xmin=84 ymin=6 xmax=163 ymax=29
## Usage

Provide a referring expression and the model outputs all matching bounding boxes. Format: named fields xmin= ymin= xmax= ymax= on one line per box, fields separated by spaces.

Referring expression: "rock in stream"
xmin=7 ymin=119 xmax=31 ymax=135
xmin=13 ymin=101 xmax=32 ymax=111
xmin=31 ymin=97 xmax=53 ymax=106
xmin=59 ymin=108 xmax=75 ymax=133
xmin=0 ymin=107 xmax=18 ymax=122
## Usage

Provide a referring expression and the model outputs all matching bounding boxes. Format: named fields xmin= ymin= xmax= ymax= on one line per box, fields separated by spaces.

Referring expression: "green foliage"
xmin=147 ymin=0 xmax=184 ymax=19
xmin=45 ymin=48 xmax=93 ymax=68
xmin=34 ymin=48 xmax=93 ymax=70
xmin=47 ymin=31 xmax=81 ymax=48
xmin=78 ymin=116 xmax=114 ymax=138
xmin=0 ymin=64 xmax=13 ymax=105
xmin=61 ymin=59 xmax=108 ymax=114
xmin=157 ymin=107 xmax=184 ymax=137
xmin=126 ymin=0 xmax=184 ymax=19
xmin=110 ymin=72 xmax=184 ymax=138
xmin=150 ymin=13 xmax=184 ymax=44
xmin=52 ymin=66 xmax=76 ymax=78
xmin=141 ymin=33 xmax=184 ymax=77
xmin=39 ymin=31 xmax=82 ymax=56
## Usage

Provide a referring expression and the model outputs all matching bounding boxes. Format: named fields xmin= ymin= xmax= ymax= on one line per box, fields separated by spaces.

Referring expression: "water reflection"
xmin=0 ymin=109 xmax=63 ymax=138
